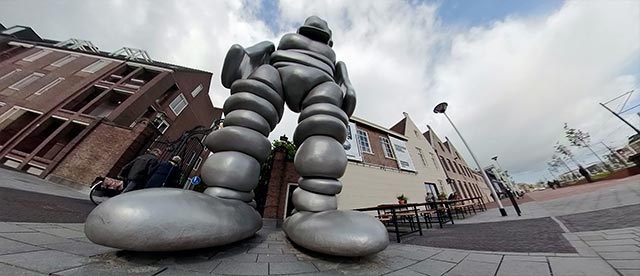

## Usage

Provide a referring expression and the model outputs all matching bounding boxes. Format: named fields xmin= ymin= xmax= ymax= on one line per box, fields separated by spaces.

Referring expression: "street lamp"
xmin=491 ymin=155 xmax=522 ymax=216
xmin=434 ymin=102 xmax=507 ymax=216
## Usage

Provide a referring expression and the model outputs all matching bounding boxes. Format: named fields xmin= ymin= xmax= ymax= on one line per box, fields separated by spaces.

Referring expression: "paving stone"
xmin=430 ymin=250 xmax=468 ymax=263
xmin=548 ymin=257 xmax=619 ymax=276
xmin=444 ymin=259 xmax=499 ymax=276
xmin=0 ymin=232 xmax=68 ymax=245
xmin=407 ymin=259 xmax=456 ymax=276
xmin=41 ymin=240 xmax=115 ymax=257
xmin=52 ymin=224 xmax=85 ymax=232
xmin=0 ymin=262 xmax=45 ymax=275
xmin=212 ymin=261 xmax=268 ymax=275
xmin=586 ymin=239 xmax=638 ymax=247
xmin=210 ymin=252 xmax=258 ymax=263
xmin=619 ymin=270 xmax=640 ymax=276
xmin=609 ymin=260 xmax=640 ymax=270
xmin=580 ymin=235 xmax=605 ymax=241
xmin=377 ymin=256 xmax=419 ymax=270
xmin=35 ymin=227 xmax=85 ymax=239
xmin=269 ymin=262 xmax=318 ymax=275
xmin=0 ymin=236 xmax=42 ymax=255
xmin=592 ymin=245 xmax=640 ymax=252
xmin=384 ymin=268 xmax=426 ymax=276
xmin=52 ymin=262 xmax=161 ymax=275
xmin=0 ymin=222 xmax=36 ymax=233
xmin=598 ymin=251 xmax=640 ymax=260
xmin=381 ymin=248 xmax=440 ymax=261
xmin=153 ymin=268 xmax=212 ymax=276
xmin=14 ymin=223 xmax=60 ymax=229
xmin=606 ymin=234 xmax=639 ymax=240
xmin=256 ymin=253 xmax=298 ymax=263
xmin=0 ymin=250 xmax=92 ymax=274
xmin=563 ymin=233 xmax=581 ymax=241
xmin=502 ymin=255 xmax=547 ymax=262
xmin=497 ymin=260 xmax=551 ymax=276
xmin=155 ymin=256 xmax=220 ymax=274
xmin=247 ymin=247 xmax=283 ymax=254
xmin=463 ymin=253 xmax=502 ymax=264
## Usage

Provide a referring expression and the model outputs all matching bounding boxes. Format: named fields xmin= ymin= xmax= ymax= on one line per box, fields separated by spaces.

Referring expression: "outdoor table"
xmin=355 ymin=203 xmax=423 ymax=243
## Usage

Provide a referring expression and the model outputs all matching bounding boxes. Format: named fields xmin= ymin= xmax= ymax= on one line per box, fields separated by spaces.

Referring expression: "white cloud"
xmin=1 ymin=0 xmax=637 ymax=183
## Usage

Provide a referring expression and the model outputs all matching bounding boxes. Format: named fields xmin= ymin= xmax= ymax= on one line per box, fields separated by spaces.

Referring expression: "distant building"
xmin=423 ymin=126 xmax=493 ymax=202
xmin=0 ymin=24 xmax=221 ymax=187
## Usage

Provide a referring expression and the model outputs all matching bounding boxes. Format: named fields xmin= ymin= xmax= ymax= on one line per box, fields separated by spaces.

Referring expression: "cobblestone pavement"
xmin=558 ymin=204 xmax=640 ymax=232
xmin=0 ymin=222 xmax=632 ymax=276
xmin=0 ymin=187 xmax=95 ymax=223
xmin=402 ymin=217 xmax=576 ymax=253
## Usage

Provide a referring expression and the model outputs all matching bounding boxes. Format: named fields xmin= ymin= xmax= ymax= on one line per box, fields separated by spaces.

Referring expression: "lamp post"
xmin=491 ymin=155 xmax=521 ymax=216
xmin=491 ymin=156 xmax=512 ymax=189
xmin=434 ymin=102 xmax=507 ymax=216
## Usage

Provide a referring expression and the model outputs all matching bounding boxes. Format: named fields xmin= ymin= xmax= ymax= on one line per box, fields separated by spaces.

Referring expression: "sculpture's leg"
xmin=281 ymin=79 xmax=389 ymax=257
xmin=84 ymin=65 xmax=285 ymax=251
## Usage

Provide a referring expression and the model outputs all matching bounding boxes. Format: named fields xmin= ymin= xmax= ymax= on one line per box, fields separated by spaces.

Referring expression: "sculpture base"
xmin=283 ymin=210 xmax=389 ymax=257
xmin=85 ymin=188 xmax=262 ymax=251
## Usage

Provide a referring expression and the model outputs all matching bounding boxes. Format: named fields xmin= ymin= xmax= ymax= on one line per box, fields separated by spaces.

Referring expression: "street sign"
xmin=191 ymin=176 xmax=201 ymax=185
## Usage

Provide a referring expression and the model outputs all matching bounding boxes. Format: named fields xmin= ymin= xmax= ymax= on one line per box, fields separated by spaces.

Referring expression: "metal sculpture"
xmin=85 ymin=16 xmax=388 ymax=257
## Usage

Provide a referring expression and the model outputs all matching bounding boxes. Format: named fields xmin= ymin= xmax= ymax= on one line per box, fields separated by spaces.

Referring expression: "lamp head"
xmin=491 ymin=156 xmax=498 ymax=161
xmin=433 ymin=102 xmax=448 ymax=114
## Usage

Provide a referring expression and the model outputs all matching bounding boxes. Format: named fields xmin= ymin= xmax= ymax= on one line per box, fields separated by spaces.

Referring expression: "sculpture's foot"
xmin=283 ymin=210 xmax=389 ymax=257
xmin=85 ymin=188 xmax=262 ymax=251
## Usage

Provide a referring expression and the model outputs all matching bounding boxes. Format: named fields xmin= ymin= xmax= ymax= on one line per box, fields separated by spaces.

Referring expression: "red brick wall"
xmin=47 ymin=120 xmax=151 ymax=188
xmin=263 ymin=148 xmax=299 ymax=220
xmin=356 ymin=124 xmax=400 ymax=169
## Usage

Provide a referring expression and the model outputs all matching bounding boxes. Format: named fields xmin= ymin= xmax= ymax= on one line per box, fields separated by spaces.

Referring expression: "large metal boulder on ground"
xmin=283 ymin=210 xmax=389 ymax=257
xmin=85 ymin=189 xmax=262 ymax=251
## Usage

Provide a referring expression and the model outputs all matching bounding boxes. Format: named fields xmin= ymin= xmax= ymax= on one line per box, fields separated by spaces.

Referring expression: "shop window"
xmin=14 ymin=117 xmax=65 ymax=154
xmin=62 ymin=86 xmax=106 ymax=112
xmin=83 ymin=90 xmax=130 ymax=118
xmin=36 ymin=122 xmax=86 ymax=160
xmin=0 ymin=108 xmax=40 ymax=146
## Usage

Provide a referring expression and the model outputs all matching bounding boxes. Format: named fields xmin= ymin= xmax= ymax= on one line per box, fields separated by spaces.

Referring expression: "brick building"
xmin=423 ymin=126 xmax=493 ymax=202
xmin=0 ymin=24 xmax=221 ymax=188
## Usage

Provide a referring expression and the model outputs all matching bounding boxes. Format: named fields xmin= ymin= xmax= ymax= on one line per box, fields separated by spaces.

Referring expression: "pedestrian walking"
xmin=119 ymin=148 xmax=162 ymax=193
xmin=578 ymin=166 xmax=593 ymax=183
xmin=145 ymin=156 xmax=183 ymax=189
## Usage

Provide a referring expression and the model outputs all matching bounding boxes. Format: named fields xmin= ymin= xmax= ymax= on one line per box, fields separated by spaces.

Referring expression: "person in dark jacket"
xmin=119 ymin=148 xmax=161 ymax=193
xmin=145 ymin=156 xmax=182 ymax=189
xmin=578 ymin=165 xmax=593 ymax=183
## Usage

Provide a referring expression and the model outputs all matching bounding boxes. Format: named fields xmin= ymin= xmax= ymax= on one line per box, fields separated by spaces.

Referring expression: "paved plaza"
xmin=0 ymin=168 xmax=639 ymax=275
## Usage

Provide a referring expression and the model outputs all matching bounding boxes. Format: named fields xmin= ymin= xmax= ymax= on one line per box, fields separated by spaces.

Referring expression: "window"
xmin=447 ymin=159 xmax=455 ymax=173
xmin=356 ymin=129 xmax=372 ymax=154
xmin=50 ymin=54 xmax=78 ymax=67
xmin=416 ymin=147 xmax=427 ymax=166
xmin=440 ymin=156 xmax=450 ymax=171
xmin=429 ymin=152 xmax=439 ymax=169
xmin=191 ymin=84 xmax=203 ymax=97
xmin=379 ymin=136 xmax=395 ymax=159
xmin=9 ymin=72 xmax=43 ymax=90
xmin=152 ymin=116 xmax=170 ymax=134
xmin=34 ymin=77 xmax=64 ymax=95
xmin=81 ymin=60 xmax=111 ymax=73
xmin=169 ymin=93 xmax=188 ymax=116
xmin=438 ymin=142 xmax=445 ymax=151
xmin=193 ymin=156 xmax=203 ymax=171
xmin=0 ymin=69 xmax=21 ymax=81
xmin=22 ymin=50 xmax=51 ymax=62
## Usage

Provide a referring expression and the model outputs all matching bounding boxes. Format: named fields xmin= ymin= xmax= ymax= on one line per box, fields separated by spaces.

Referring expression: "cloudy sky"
xmin=1 ymin=0 xmax=638 ymax=183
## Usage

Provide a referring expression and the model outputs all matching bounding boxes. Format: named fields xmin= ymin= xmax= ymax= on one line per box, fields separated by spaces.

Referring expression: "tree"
xmin=563 ymin=123 xmax=613 ymax=172
xmin=549 ymin=153 xmax=576 ymax=178
xmin=554 ymin=143 xmax=579 ymax=166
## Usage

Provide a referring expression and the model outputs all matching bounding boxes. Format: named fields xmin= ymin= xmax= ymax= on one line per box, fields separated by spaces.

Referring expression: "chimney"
xmin=402 ymin=112 xmax=409 ymax=118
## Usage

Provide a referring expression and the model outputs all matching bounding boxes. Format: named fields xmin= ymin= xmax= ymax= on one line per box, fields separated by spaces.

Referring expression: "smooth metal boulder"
xmin=85 ymin=189 xmax=261 ymax=251
xmin=283 ymin=210 xmax=389 ymax=257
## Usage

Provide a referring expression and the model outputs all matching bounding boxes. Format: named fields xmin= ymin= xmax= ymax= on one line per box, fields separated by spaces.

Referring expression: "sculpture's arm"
xmin=335 ymin=61 xmax=356 ymax=118
xmin=221 ymin=41 xmax=275 ymax=88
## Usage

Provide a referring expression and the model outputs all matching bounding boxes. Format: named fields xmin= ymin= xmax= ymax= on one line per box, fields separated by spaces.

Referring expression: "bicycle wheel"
xmin=89 ymin=181 xmax=107 ymax=205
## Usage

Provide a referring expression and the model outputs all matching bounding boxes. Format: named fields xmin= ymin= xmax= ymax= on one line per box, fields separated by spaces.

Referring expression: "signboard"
xmin=191 ymin=176 xmax=201 ymax=185
xmin=388 ymin=136 xmax=416 ymax=172
xmin=344 ymin=122 xmax=362 ymax=161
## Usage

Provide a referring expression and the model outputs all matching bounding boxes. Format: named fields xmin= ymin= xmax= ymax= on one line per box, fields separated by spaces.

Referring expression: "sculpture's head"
xmin=298 ymin=16 xmax=333 ymax=47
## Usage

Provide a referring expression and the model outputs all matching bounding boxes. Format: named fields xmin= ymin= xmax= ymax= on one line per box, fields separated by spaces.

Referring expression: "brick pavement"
xmin=0 ymin=222 xmax=631 ymax=276
xmin=558 ymin=204 xmax=640 ymax=232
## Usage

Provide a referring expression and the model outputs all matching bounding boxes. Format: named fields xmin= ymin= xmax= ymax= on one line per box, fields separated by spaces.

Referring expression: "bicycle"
xmin=89 ymin=176 xmax=124 ymax=205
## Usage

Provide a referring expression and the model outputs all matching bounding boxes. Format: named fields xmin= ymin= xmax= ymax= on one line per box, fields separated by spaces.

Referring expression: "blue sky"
xmin=430 ymin=0 xmax=564 ymax=26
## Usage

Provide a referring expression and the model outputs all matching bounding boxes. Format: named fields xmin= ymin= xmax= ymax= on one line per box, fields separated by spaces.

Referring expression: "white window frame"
xmin=34 ymin=77 xmax=64 ymax=95
xmin=169 ymin=93 xmax=188 ymax=116
xmin=50 ymin=54 xmax=79 ymax=67
xmin=81 ymin=59 xmax=111 ymax=73
xmin=191 ymin=84 xmax=203 ymax=97
xmin=155 ymin=117 xmax=170 ymax=133
xmin=193 ymin=156 xmax=203 ymax=171
xmin=22 ymin=50 xmax=51 ymax=62
xmin=0 ymin=69 xmax=22 ymax=81
xmin=356 ymin=129 xmax=373 ymax=154
xmin=379 ymin=136 xmax=395 ymax=159
xmin=9 ymin=72 xmax=44 ymax=90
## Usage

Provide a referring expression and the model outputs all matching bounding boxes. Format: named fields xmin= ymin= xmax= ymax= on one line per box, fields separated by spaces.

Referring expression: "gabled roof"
xmin=389 ymin=117 xmax=407 ymax=135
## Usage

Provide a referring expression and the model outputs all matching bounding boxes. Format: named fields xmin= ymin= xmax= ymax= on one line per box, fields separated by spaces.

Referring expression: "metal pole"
xmin=600 ymin=103 xmax=640 ymax=134
xmin=493 ymin=158 xmax=521 ymax=216
xmin=601 ymin=141 xmax=628 ymax=166
xmin=443 ymin=112 xmax=507 ymax=216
